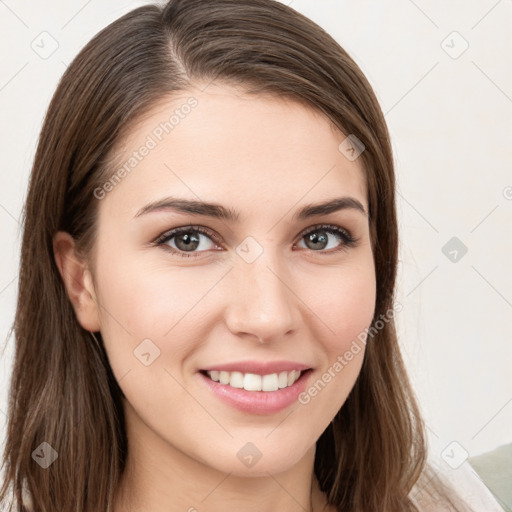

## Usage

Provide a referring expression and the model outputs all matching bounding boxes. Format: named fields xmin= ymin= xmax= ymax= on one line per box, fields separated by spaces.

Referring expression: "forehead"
xmin=99 ymin=83 xmax=368 ymax=220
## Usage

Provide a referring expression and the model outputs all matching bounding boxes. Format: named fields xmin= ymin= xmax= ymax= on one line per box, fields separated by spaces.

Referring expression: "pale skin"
xmin=54 ymin=82 xmax=376 ymax=512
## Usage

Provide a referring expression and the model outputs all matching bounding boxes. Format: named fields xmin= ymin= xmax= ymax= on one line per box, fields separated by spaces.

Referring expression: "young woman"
xmin=0 ymin=1 xmax=503 ymax=511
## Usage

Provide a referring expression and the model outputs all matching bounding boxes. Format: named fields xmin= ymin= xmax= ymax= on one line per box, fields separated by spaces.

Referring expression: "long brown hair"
xmin=1 ymin=1 xmax=470 ymax=510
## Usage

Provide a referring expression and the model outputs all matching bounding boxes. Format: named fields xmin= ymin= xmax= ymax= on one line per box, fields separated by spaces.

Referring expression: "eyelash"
xmin=153 ymin=223 xmax=358 ymax=259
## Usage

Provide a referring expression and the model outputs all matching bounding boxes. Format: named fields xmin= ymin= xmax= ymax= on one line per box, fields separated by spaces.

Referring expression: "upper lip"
xmin=200 ymin=361 xmax=312 ymax=375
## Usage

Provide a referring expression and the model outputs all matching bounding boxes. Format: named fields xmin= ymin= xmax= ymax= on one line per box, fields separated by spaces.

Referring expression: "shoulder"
xmin=410 ymin=461 xmax=505 ymax=512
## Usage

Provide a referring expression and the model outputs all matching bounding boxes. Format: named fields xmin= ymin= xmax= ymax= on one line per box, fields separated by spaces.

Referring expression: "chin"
xmin=199 ymin=438 xmax=313 ymax=477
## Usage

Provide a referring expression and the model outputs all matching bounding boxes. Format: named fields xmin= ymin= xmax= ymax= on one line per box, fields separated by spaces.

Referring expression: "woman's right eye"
xmin=154 ymin=226 xmax=221 ymax=258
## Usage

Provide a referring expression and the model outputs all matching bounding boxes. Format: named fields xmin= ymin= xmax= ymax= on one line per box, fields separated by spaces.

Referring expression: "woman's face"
xmin=88 ymin=83 xmax=376 ymax=476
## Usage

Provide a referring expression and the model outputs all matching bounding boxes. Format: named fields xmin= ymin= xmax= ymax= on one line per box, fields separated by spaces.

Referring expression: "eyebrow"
xmin=133 ymin=196 xmax=367 ymax=222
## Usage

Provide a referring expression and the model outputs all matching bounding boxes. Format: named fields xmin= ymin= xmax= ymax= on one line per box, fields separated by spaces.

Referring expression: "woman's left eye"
xmin=153 ymin=224 xmax=357 ymax=258
xmin=296 ymin=224 xmax=357 ymax=253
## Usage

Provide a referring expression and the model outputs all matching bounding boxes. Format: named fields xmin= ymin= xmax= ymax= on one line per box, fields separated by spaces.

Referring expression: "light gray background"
xmin=0 ymin=0 xmax=511 ymax=486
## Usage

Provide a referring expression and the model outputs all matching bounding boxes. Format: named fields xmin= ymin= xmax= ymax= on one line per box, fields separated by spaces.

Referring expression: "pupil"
xmin=177 ymin=232 xmax=200 ymax=251
xmin=307 ymin=231 xmax=327 ymax=250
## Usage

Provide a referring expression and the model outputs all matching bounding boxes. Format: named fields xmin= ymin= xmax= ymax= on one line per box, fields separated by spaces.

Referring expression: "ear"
xmin=53 ymin=231 xmax=101 ymax=332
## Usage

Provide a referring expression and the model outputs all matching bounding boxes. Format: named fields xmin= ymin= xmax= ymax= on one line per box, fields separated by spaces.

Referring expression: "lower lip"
xmin=197 ymin=370 xmax=313 ymax=415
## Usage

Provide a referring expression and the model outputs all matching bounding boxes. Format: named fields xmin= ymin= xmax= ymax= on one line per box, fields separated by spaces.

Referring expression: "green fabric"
xmin=469 ymin=443 xmax=512 ymax=512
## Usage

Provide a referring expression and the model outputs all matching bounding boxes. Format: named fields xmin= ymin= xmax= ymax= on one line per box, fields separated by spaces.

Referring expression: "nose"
xmin=224 ymin=252 xmax=300 ymax=344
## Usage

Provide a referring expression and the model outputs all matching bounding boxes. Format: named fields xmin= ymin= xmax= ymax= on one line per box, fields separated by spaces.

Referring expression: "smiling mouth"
xmin=199 ymin=369 xmax=310 ymax=392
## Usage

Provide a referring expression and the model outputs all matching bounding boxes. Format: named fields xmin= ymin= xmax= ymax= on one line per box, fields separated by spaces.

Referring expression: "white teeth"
xmin=244 ymin=373 xmax=262 ymax=391
xmin=262 ymin=373 xmax=279 ymax=392
xmin=205 ymin=369 xmax=303 ymax=391
xmin=229 ymin=371 xmax=244 ymax=388
xmin=278 ymin=371 xmax=288 ymax=388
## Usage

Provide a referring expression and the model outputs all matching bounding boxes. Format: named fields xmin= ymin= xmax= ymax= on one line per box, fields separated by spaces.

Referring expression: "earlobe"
xmin=52 ymin=231 xmax=101 ymax=332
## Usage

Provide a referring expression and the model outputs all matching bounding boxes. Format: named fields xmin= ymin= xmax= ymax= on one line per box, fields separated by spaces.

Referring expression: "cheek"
xmin=294 ymin=261 xmax=375 ymax=430
xmin=92 ymin=250 xmax=220 ymax=367
xmin=304 ymin=260 xmax=376 ymax=355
